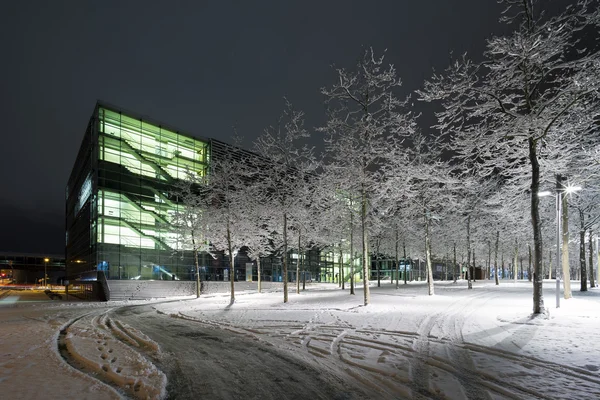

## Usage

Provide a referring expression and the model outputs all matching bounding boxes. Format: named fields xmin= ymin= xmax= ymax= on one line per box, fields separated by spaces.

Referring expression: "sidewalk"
xmin=0 ymin=289 xmax=121 ymax=399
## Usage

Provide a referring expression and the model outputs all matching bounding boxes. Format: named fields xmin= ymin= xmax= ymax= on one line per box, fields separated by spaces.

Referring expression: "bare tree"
xmin=241 ymin=186 xmax=273 ymax=294
xmin=418 ymin=0 xmax=600 ymax=313
xmin=570 ymin=190 xmax=600 ymax=291
xmin=254 ymin=100 xmax=315 ymax=303
xmin=314 ymin=165 xmax=364 ymax=293
xmin=171 ymin=172 xmax=209 ymax=298
xmin=320 ymin=48 xmax=414 ymax=305
xmin=204 ymin=143 xmax=254 ymax=305
xmin=406 ymin=158 xmax=459 ymax=294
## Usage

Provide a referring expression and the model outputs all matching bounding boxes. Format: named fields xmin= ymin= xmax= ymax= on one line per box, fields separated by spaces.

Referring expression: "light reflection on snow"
xmin=0 ymin=295 xmax=20 ymax=305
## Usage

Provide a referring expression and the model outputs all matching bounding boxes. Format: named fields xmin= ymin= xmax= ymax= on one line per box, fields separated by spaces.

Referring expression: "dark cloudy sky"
xmin=1 ymin=0 xmax=512 ymax=255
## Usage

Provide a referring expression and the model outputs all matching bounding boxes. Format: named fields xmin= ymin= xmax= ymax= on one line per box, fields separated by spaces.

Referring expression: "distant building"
xmin=0 ymin=252 xmax=65 ymax=285
xmin=66 ymin=102 xmax=334 ymax=300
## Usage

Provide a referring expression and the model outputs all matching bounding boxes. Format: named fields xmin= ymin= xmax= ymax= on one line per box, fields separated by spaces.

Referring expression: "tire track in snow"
xmin=57 ymin=307 xmax=166 ymax=400
xmin=116 ymin=304 xmax=373 ymax=400
xmin=412 ymin=312 xmax=437 ymax=399
xmin=438 ymin=290 xmax=496 ymax=400
xmin=145 ymin=291 xmax=599 ymax=400
xmin=407 ymin=289 xmax=491 ymax=399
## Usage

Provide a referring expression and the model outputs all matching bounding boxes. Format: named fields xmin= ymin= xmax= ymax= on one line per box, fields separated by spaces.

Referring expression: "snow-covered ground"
xmin=1 ymin=280 xmax=599 ymax=399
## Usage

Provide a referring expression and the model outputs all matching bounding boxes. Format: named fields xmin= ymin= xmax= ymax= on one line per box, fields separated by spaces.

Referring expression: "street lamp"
xmin=596 ymin=235 xmax=599 ymax=289
xmin=539 ymin=176 xmax=581 ymax=308
xmin=43 ymin=258 xmax=49 ymax=289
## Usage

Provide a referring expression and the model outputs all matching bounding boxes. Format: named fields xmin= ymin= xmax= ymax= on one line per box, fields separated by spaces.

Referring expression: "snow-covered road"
xmin=2 ymin=280 xmax=599 ymax=399
xmin=142 ymin=282 xmax=600 ymax=399
xmin=114 ymin=303 xmax=368 ymax=400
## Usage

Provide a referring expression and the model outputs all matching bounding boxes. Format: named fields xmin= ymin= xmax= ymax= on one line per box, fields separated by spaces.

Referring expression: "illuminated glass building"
xmin=66 ymin=102 xmax=337 ymax=299
xmin=66 ymin=102 xmax=210 ymax=284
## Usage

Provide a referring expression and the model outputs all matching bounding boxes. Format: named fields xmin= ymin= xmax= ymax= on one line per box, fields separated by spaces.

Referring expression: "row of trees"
xmin=173 ymin=0 xmax=600 ymax=313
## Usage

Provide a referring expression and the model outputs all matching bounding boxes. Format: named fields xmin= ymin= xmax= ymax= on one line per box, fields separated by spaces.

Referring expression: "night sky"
xmin=1 ymin=0 xmax=511 ymax=255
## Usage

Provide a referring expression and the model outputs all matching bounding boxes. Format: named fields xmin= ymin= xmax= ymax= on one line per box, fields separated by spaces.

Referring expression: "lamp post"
xmin=539 ymin=175 xmax=581 ymax=308
xmin=596 ymin=235 xmax=600 ymax=287
xmin=554 ymin=178 xmax=562 ymax=309
xmin=43 ymin=258 xmax=49 ymax=289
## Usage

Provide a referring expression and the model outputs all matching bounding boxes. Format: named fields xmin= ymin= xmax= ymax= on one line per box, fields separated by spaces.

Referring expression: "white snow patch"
xmin=2 ymin=281 xmax=600 ymax=399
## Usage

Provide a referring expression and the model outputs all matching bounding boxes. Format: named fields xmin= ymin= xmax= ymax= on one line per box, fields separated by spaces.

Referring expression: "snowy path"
xmin=2 ymin=281 xmax=599 ymax=399
xmin=113 ymin=303 xmax=370 ymax=400
xmin=143 ymin=281 xmax=600 ymax=400
xmin=58 ymin=307 xmax=166 ymax=399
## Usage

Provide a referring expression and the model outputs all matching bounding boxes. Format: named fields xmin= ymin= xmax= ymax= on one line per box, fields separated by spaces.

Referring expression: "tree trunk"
xmin=404 ymin=242 xmax=408 ymax=285
xmin=339 ymin=246 xmax=344 ymax=289
xmin=395 ymin=229 xmax=399 ymax=288
xmin=520 ymin=256 xmax=524 ymax=281
xmin=302 ymin=250 xmax=306 ymax=291
xmin=297 ymin=231 xmax=301 ymax=294
xmin=194 ymin=247 xmax=201 ymax=298
xmin=445 ymin=254 xmax=448 ymax=281
xmin=561 ymin=191 xmax=572 ymax=299
xmin=528 ymin=244 xmax=532 ymax=282
xmin=227 ymin=223 xmax=235 ymax=305
xmin=191 ymin=233 xmax=202 ymax=298
xmin=350 ymin=208 xmax=355 ymax=295
xmin=453 ymin=242 xmax=458 ymax=284
xmin=494 ymin=231 xmax=499 ymax=286
xmin=580 ymin=220 xmax=587 ymax=292
xmin=467 ymin=215 xmax=472 ymax=289
xmin=514 ymin=239 xmax=518 ymax=284
xmin=589 ymin=230 xmax=595 ymax=288
xmin=283 ymin=212 xmax=289 ymax=303
xmin=425 ymin=213 xmax=435 ymax=295
xmin=488 ymin=240 xmax=492 ymax=280
xmin=473 ymin=250 xmax=476 ymax=282
xmin=257 ymin=257 xmax=262 ymax=293
xmin=529 ymin=137 xmax=545 ymax=314
xmin=597 ymin=235 xmax=600 ymax=289
xmin=377 ymin=255 xmax=381 ymax=287
xmin=361 ymin=187 xmax=370 ymax=305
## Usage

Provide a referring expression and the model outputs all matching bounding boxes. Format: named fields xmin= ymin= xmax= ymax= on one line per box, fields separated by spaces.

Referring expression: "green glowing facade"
xmin=66 ymin=102 xmax=338 ymax=300
xmin=66 ymin=102 xmax=209 ymax=282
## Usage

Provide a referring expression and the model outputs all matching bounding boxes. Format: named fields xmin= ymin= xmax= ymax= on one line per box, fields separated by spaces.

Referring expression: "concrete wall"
xmin=106 ymin=280 xmax=284 ymax=301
